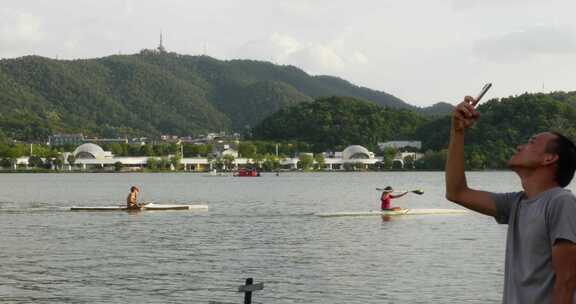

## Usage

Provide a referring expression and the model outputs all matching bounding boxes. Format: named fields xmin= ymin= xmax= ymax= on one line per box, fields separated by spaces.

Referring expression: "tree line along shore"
xmin=3 ymin=91 xmax=576 ymax=172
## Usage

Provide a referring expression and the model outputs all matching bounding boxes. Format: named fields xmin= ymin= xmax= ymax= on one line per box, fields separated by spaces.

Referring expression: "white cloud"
xmin=234 ymin=33 xmax=368 ymax=75
xmin=276 ymin=1 xmax=315 ymax=16
xmin=352 ymin=51 xmax=368 ymax=64
xmin=124 ymin=0 xmax=135 ymax=15
xmin=473 ymin=25 xmax=576 ymax=62
xmin=269 ymin=33 xmax=301 ymax=57
xmin=0 ymin=10 xmax=44 ymax=43
xmin=289 ymin=44 xmax=346 ymax=72
xmin=0 ymin=10 xmax=45 ymax=57
xmin=452 ymin=0 xmax=543 ymax=10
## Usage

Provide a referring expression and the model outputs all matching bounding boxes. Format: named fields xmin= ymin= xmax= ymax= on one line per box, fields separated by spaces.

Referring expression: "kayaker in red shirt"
xmin=381 ymin=186 xmax=408 ymax=211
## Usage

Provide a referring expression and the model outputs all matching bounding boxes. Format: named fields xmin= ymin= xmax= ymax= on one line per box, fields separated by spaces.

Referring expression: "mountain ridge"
xmin=0 ymin=51 xmax=451 ymax=140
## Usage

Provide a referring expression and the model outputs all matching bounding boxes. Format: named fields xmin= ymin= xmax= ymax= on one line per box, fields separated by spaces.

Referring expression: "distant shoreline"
xmin=0 ymin=169 xmax=507 ymax=174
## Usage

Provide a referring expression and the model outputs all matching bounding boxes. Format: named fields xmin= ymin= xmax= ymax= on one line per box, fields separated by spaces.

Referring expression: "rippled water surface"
xmin=0 ymin=172 xmax=542 ymax=303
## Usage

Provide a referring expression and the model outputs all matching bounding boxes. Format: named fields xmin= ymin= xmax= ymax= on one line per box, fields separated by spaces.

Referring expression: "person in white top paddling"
xmin=445 ymin=95 xmax=576 ymax=304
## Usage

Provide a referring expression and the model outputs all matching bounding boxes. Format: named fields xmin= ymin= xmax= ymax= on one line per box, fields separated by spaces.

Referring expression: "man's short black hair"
xmin=547 ymin=132 xmax=576 ymax=187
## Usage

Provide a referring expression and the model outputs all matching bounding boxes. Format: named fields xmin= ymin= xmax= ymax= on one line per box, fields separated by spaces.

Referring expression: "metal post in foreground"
xmin=238 ymin=278 xmax=264 ymax=304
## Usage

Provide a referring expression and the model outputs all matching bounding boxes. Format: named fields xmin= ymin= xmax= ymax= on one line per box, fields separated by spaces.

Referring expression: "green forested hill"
xmin=253 ymin=93 xmax=576 ymax=169
xmin=415 ymin=92 xmax=576 ymax=168
xmin=418 ymin=102 xmax=454 ymax=116
xmin=253 ymin=96 xmax=429 ymax=152
xmin=0 ymin=51 xmax=427 ymax=140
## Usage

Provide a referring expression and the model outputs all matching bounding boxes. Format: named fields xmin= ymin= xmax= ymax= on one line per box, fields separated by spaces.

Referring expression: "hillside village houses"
xmin=10 ymin=133 xmax=422 ymax=171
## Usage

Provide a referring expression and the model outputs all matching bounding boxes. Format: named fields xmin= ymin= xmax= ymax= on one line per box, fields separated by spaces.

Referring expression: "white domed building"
xmin=73 ymin=143 xmax=111 ymax=160
xmin=301 ymin=145 xmax=377 ymax=171
xmin=70 ymin=142 xmax=184 ymax=171
xmin=341 ymin=145 xmax=375 ymax=161
xmin=65 ymin=143 xmax=115 ymax=170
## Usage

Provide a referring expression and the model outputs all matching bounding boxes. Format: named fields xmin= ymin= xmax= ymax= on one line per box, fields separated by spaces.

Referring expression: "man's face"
xmin=508 ymin=132 xmax=557 ymax=169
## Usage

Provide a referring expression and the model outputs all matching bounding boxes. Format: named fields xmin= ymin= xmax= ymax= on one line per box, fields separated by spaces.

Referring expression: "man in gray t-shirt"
xmin=445 ymin=95 xmax=576 ymax=303
xmin=493 ymin=189 xmax=576 ymax=303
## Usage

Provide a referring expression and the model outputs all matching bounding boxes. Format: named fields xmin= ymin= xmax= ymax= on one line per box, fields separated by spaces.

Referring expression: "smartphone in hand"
xmin=472 ymin=83 xmax=492 ymax=106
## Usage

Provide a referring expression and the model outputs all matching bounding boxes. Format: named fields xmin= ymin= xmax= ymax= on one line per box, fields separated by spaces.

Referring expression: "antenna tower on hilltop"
xmin=157 ymin=31 xmax=166 ymax=53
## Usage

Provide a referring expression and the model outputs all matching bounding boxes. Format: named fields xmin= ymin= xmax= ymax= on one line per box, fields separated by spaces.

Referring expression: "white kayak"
xmin=315 ymin=208 xmax=468 ymax=218
xmin=70 ymin=203 xmax=209 ymax=212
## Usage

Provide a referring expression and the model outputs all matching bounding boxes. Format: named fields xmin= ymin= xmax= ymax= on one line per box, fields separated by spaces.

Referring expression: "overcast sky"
xmin=1 ymin=0 xmax=576 ymax=106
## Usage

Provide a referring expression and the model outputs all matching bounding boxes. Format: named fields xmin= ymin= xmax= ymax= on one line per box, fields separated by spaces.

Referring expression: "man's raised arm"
xmin=445 ymin=96 xmax=497 ymax=216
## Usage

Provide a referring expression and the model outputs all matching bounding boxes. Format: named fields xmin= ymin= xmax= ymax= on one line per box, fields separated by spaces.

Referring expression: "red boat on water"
xmin=235 ymin=168 xmax=260 ymax=177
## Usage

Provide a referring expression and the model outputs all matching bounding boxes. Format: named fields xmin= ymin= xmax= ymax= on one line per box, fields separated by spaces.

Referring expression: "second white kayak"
xmin=315 ymin=208 xmax=468 ymax=218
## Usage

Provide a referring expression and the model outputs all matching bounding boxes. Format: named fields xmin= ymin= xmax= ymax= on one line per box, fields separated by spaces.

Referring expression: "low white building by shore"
xmin=6 ymin=143 xmax=421 ymax=171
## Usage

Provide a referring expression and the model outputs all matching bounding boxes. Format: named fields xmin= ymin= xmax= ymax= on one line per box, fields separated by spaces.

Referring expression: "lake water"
xmin=0 ymin=171 xmax=545 ymax=303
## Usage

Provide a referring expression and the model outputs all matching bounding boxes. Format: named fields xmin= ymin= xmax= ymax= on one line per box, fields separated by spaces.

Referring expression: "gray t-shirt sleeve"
xmin=547 ymin=192 xmax=576 ymax=246
xmin=491 ymin=192 xmax=522 ymax=224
